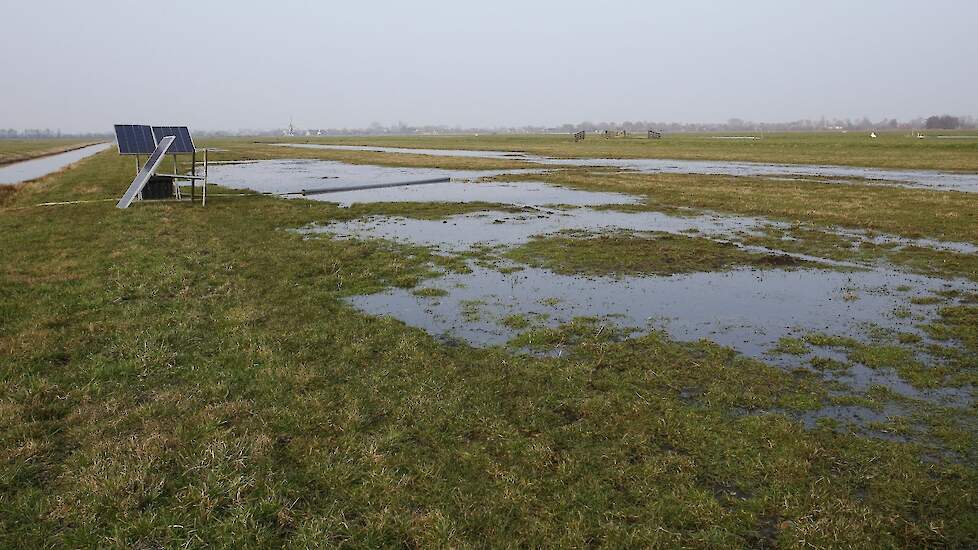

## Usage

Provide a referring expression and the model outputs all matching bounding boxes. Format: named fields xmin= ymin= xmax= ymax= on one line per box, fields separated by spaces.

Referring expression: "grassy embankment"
xmin=0 ymin=139 xmax=102 ymax=166
xmin=1 ymin=142 xmax=977 ymax=546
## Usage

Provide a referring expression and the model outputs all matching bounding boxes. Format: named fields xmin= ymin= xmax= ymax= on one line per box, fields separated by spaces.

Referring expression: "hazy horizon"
xmin=3 ymin=0 xmax=976 ymax=133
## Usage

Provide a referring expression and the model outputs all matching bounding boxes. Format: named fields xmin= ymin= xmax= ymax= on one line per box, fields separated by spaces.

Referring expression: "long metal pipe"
xmin=298 ymin=176 xmax=451 ymax=196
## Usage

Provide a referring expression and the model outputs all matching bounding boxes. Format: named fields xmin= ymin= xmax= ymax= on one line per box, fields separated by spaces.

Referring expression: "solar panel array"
xmin=114 ymin=124 xmax=196 ymax=155
xmin=114 ymin=124 xmax=157 ymax=155
xmin=152 ymin=126 xmax=195 ymax=154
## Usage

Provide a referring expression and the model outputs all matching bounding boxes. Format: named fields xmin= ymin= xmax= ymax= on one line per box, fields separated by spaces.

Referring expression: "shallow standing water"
xmin=316 ymin=208 xmax=976 ymax=399
xmin=346 ymin=262 xmax=969 ymax=403
xmin=275 ymin=143 xmax=978 ymax=193
xmin=206 ymin=158 xmax=633 ymax=207
xmin=0 ymin=143 xmax=112 ymax=185
xmin=212 ymin=156 xmax=977 ymax=407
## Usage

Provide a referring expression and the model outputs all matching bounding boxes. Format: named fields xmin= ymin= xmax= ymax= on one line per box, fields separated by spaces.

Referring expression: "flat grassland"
xmin=1 ymin=135 xmax=977 ymax=547
xmin=0 ymin=139 xmax=101 ymax=165
xmin=264 ymin=130 xmax=978 ymax=172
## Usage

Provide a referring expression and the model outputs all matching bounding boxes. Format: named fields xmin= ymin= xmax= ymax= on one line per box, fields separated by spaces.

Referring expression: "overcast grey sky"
xmin=2 ymin=0 xmax=976 ymax=132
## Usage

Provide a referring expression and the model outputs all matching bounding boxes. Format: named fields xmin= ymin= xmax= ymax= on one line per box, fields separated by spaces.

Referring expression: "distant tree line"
xmin=925 ymin=115 xmax=961 ymax=129
xmin=255 ymin=114 xmax=977 ymax=137
xmin=0 ymin=128 xmax=112 ymax=139
xmin=3 ymin=115 xmax=974 ymax=139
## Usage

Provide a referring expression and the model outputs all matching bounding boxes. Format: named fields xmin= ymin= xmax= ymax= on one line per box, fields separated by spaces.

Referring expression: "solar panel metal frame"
xmin=117 ymin=136 xmax=175 ymax=209
xmin=114 ymin=124 xmax=157 ymax=155
xmin=151 ymin=126 xmax=195 ymax=154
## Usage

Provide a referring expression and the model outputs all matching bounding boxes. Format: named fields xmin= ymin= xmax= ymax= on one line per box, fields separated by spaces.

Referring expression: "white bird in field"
xmin=870 ymin=132 xmax=877 ymax=138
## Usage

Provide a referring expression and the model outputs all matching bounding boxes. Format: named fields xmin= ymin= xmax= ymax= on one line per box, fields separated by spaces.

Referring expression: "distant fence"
xmin=573 ymin=131 xmax=585 ymax=142
xmin=648 ymin=130 xmax=663 ymax=139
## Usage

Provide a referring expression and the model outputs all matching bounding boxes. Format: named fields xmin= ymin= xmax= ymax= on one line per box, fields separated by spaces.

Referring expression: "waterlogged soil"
xmin=310 ymin=208 xmax=770 ymax=252
xmin=276 ymin=142 xmax=978 ymax=193
xmin=305 ymin=204 xmax=977 ymax=406
xmin=215 ymin=156 xmax=978 ymax=414
xmin=506 ymin=231 xmax=810 ymax=276
xmin=345 ymin=259 xmax=971 ymax=399
xmin=208 ymin=157 xmax=978 ymax=255
xmin=205 ymin=158 xmax=604 ymax=206
xmin=276 ymin=143 xmax=530 ymax=161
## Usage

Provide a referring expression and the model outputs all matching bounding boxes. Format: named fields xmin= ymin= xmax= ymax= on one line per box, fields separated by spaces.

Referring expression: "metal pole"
xmin=202 ymin=148 xmax=208 ymax=207
xmin=300 ymin=177 xmax=451 ymax=196
xmin=172 ymin=155 xmax=180 ymax=199
xmin=191 ymin=150 xmax=196 ymax=202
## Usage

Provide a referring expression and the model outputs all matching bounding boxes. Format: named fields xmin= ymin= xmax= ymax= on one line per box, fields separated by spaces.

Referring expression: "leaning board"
xmin=116 ymin=136 xmax=175 ymax=209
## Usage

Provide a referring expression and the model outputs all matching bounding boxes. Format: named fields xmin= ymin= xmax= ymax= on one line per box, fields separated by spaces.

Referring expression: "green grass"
xmin=2 ymin=146 xmax=978 ymax=547
xmin=500 ymin=314 xmax=532 ymax=330
xmin=201 ymin=138 xmax=540 ymax=171
xmin=498 ymin=170 xmax=978 ymax=244
xmin=333 ymin=201 xmax=529 ymax=221
xmin=738 ymin=226 xmax=978 ymax=283
xmin=264 ymin=131 xmax=978 ymax=172
xmin=0 ymin=138 xmax=101 ymax=165
xmin=411 ymin=287 xmax=449 ymax=298
xmin=771 ymin=337 xmax=810 ymax=356
xmin=800 ymin=309 xmax=978 ymax=391
xmin=505 ymin=230 xmax=808 ymax=277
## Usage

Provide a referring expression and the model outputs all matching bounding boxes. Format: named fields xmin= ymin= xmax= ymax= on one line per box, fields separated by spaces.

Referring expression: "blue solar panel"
xmin=114 ymin=124 xmax=156 ymax=155
xmin=152 ymin=126 xmax=195 ymax=154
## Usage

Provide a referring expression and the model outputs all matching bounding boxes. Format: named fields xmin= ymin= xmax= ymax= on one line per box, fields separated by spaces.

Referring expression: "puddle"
xmin=276 ymin=143 xmax=978 ymax=193
xmin=204 ymin=156 xmax=975 ymax=409
xmin=313 ymin=206 xmax=976 ymax=272
xmin=205 ymin=158 xmax=583 ymax=206
xmin=345 ymin=261 xmax=972 ymax=405
xmin=749 ymin=223 xmax=978 ymax=257
xmin=311 ymin=208 xmax=767 ymax=250
xmin=0 ymin=143 xmax=112 ymax=185
xmin=769 ymin=403 xmax=911 ymax=443
xmin=210 ymin=157 xmax=978 ymax=256
xmin=839 ymin=228 xmax=978 ymax=255
xmin=303 ymin=205 xmax=974 ymax=407
xmin=798 ymin=404 xmax=897 ymax=428
xmin=206 ymin=158 xmax=498 ymax=195
xmin=276 ymin=143 xmax=528 ymax=161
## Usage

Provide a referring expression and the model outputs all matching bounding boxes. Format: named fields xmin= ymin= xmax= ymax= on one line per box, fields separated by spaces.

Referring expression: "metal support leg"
xmin=172 ymin=155 xmax=181 ymax=199
xmin=202 ymin=148 xmax=208 ymax=207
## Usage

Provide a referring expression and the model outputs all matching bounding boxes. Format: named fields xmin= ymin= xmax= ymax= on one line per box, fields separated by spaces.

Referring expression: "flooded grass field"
xmin=4 ymin=135 xmax=978 ymax=547
xmin=274 ymin=142 xmax=978 ymax=192
xmin=206 ymin=150 xmax=978 ymax=441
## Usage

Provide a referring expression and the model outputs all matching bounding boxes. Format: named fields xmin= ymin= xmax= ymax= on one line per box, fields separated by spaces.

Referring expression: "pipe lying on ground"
xmin=296 ymin=176 xmax=452 ymax=196
xmin=17 ymin=177 xmax=457 ymax=209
